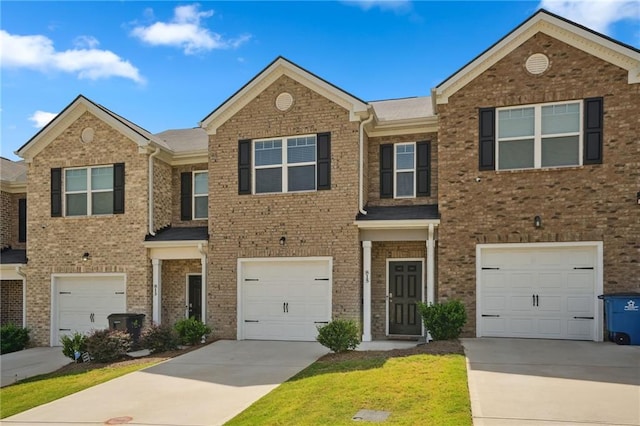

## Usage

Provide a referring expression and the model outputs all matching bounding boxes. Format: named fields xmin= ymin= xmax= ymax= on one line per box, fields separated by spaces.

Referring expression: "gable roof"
xmin=16 ymin=95 xmax=170 ymax=162
xmin=200 ymin=56 xmax=370 ymax=134
xmin=0 ymin=157 xmax=27 ymax=193
xmin=433 ymin=9 xmax=640 ymax=106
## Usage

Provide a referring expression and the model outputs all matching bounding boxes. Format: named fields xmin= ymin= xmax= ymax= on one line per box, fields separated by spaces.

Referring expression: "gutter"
xmin=148 ymin=147 xmax=161 ymax=236
xmin=359 ymin=112 xmax=375 ymax=215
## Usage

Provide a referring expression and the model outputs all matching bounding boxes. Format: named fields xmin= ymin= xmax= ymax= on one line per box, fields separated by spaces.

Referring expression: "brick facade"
xmin=171 ymin=163 xmax=208 ymax=227
xmin=161 ymin=259 xmax=201 ymax=326
xmin=0 ymin=191 xmax=26 ymax=250
xmin=1 ymin=280 xmax=23 ymax=326
xmin=437 ymin=33 xmax=640 ymax=335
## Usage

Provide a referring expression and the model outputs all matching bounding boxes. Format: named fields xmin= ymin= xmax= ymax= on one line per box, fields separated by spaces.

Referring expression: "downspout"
xmin=16 ymin=266 xmax=26 ymax=327
xmin=359 ymin=112 xmax=375 ymax=215
xmin=198 ymin=243 xmax=207 ymax=332
xmin=148 ymin=147 xmax=161 ymax=236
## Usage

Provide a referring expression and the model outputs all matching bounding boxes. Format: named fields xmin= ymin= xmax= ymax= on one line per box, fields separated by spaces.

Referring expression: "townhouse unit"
xmin=1 ymin=10 xmax=638 ymax=347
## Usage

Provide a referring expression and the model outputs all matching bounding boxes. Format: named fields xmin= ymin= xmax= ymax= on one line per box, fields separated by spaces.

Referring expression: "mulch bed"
xmin=319 ymin=340 xmax=465 ymax=363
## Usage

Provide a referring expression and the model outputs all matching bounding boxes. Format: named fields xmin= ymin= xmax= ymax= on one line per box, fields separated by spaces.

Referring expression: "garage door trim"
xmin=237 ymin=257 xmax=332 ymax=341
xmin=476 ymin=242 xmax=603 ymax=342
xmin=50 ymin=273 xmax=127 ymax=347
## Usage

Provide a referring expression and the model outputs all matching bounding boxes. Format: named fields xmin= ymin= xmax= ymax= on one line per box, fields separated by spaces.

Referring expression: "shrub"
xmin=60 ymin=332 xmax=87 ymax=361
xmin=417 ymin=300 xmax=467 ymax=341
xmin=0 ymin=323 xmax=30 ymax=354
xmin=85 ymin=329 xmax=132 ymax=362
xmin=316 ymin=319 xmax=360 ymax=353
xmin=140 ymin=323 xmax=180 ymax=354
xmin=174 ymin=317 xmax=211 ymax=345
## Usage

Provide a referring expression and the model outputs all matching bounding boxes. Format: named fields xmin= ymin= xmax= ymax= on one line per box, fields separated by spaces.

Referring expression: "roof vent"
xmin=275 ymin=92 xmax=294 ymax=111
xmin=81 ymin=127 xmax=95 ymax=143
xmin=525 ymin=53 xmax=549 ymax=75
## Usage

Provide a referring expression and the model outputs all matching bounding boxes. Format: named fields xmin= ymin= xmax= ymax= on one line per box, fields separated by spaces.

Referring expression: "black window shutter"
xmin=51 ymin=168 xmax=62 ymax=217
xmin=380 ymin=144 xmax=394 ymax=198
xmin=113 ymin=163 xmax=125 ymax=214
xmin=18 ymin=198 xmax=26 ymax=243
xmin=181 ymin=172 xmax=192 ymax=220
xmin=416 ymin=141 xmax=431 ymax=197
xmin=584 ymin=97 xmax=603 ymax=165
xmin=317 ymin=132 xmax=331 ymax=190
xmin=238 ymin=139 xmax=252 ymax=195
xmin=479 ymin=107 xmax=496 ymax=170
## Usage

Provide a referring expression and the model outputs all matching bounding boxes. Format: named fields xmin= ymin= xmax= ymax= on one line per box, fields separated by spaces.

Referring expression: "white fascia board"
xmin=0 ymin=265 xmax=26 ymax=280
xmin=169 ymin=150 xmax=209 ymax=166
xmin=142 ymin=240 xmax=208 ymax=248
xmin=354 ymin=219 xmax=440 ymax=229
xmin=0 ymin=181 xmax=27 ymax=194
xmin=435 ymin=13 xmax=640 ymax=104
xmin=367 ymin=117 xmax=439 ymax=137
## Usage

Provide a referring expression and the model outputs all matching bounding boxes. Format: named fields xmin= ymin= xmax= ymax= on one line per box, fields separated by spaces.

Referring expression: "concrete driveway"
xmin=1 ymin=347 xmax=70 ymax=388
xmin=463 ymin=338 xmax=640 ymax=426
xmin=3 ymin=340 xmax=327 ymax=426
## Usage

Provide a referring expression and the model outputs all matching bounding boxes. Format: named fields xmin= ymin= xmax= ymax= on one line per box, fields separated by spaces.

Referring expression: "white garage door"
xmin=478 ymin=245 xmax=597 ymax=340
xmin=53 ymin=275 xmax=126 ymax=345
xmin=240 ymin=259 xmax=332 ymax=341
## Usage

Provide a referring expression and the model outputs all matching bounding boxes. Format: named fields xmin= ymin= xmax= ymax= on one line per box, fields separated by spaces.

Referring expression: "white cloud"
xmin=342 ymin=0 xmax=413 ymax=13
xmin=0 ymin=30 xmax=144 ymax=83
xmin=29 ymin=111 xmax=58 ymax=128
xmin=539 ymin=0 xmax=640 ymax=34
xmin=73 ymin=35 xmax=100 ymax=49
xmin=131 ymin=3 xmax=251 ymax=54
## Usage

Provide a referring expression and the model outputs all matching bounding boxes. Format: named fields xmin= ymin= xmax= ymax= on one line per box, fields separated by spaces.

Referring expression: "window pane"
xmin=396 ymin=172 xmax=414 ymax=197
xmin=287 ymin=137 xmax=316 ymax=164
xmin=498 ymin=139 xmax=535 ymax=169
xmin=498 ymin=108 xmax=534 ymax=138
xmin=288 ymin=165 xmax=315 ymax=191
xmin=194 ymin=172 xmax=208 ymax=195
xmin=91 ymin=167 xmax=113 ymax=190
xmin=66 ymin=193 xmax=87 ymax=216
xmin=396 ymin=145 xmax=414 ymax=170
xmin=194 ymin=196 xmax=208 ymax=219
xmin=65 ymin=169 xmax=87 ymax=191
xmin=92 ymin=192 xmax=113 ymax=215
xmin=255 ymin=168 xmax=282 ymax=193
xmin=542 ymin=136 xmax=579 ymax=167
xmin=255 ymin=140 xmax=282 ymax=166
xmin=542 ymin=103 xmax=580 ymax=135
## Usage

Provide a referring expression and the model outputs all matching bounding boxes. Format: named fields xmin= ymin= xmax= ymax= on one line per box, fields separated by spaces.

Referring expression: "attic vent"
xmin=525 ymin=53 xmax=549 ymax=75
xmin=275 ymin=92 xmax=294 ymax=111
xmin=81 ymin=127 xmax=95 ymax=143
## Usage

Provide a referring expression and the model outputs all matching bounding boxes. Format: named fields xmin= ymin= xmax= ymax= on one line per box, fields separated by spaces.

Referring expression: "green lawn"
xmin=226 ymin=353 xmax=472 ymax=426
xmin=0 ymin=361 xmax=159 ymax=419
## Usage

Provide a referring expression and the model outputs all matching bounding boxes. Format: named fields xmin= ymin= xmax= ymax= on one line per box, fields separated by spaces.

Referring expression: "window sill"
xmin=495 ymin=164 xmax=589 ymax=174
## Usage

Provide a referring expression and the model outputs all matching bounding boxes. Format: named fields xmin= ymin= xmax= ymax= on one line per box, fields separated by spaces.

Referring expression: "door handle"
xmin=285 ymin=302 xmax=289 ymax=313
xmin=536 ymin=295 xmax=539 ymax=307
xmin=533 ymin=294 xmax=535 ymax=307
xmin=283 ymin=302 xmax=286 ymax=313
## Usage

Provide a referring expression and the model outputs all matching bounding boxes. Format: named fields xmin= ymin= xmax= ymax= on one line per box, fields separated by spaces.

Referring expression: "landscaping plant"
xmin=84 ymin=329 xmax=132 ymax=362
xmin=60 ymin=332 xmax=87 ymax=361
xmin=174 ymin=317 xmax=211 ymax=345
xmin=0 ymin=323 xmax=30 ymax=354
xmin=316 ymin=319 xmax=360 ymax=353
xmin=140 ymin=323 xmax=180 ymax=354
xmin=417 ymin=300 xmax=467 ymax=340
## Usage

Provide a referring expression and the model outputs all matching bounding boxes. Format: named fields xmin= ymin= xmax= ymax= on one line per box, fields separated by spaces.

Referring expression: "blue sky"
xmin=2 ymin=1 xmax=639 ymax=160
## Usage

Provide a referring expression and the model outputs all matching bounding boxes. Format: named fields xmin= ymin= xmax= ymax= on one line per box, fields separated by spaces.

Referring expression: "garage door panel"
xmin=538 ymin=296 xmax=562 ymax=313
xmin=510 ymin=272 xmax=535 ymax=289
xmin=483 ymin=295 xmax=506 ymax=311
xmin=567 ymin=319 xmax=592 ymax=339
xmin=567 ymin=272 xmax=594 ymax=291
xmin=538 ymin=319 xmax=562 ymax=336
xmin=483 ymin=272 xmax=506 ymax=291
xmin=511 ymin=295 xmax=536 ymax=312
xmin=482 ymin=317 xmax=507 ymax=335
xmin=509 ymin=318 xmax=535 ymax=335
xmin=538 ymin=272 xmax=564 ymax=290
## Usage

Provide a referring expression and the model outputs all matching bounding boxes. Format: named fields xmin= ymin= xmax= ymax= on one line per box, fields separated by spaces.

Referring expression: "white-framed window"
xmin=497 ymin=101 xmax=582 ymax=170
xmin=395 ymin=143 xmax=415 ymax=198
xmin=193 ymin=171 xmax=208 ymax=220
xmin=253 ymin=134 xmax=317 ymax=194
xmin=65 ymin=166 xmax=113 ymax=216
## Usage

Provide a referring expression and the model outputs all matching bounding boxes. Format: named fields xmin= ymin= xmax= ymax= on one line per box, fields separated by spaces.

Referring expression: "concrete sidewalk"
xmin=463 ymin=338 xmax=640 ymax=426
xmin=3 ymin=340 xmax=328 ymax=426
xmin=1 ymin=347 xmax=70 ymax=387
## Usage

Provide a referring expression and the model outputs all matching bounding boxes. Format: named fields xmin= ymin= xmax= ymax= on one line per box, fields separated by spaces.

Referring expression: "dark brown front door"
xmin=188 ymin=275 xmax=202 ymax=321
xmin=389 ymin=261 xmax=422 ymax=335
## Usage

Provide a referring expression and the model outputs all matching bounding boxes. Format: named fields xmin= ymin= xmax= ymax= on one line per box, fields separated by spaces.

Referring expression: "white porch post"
xmin=362 ymin=240 xmax=372 ymax=342
xmin=426 ymin=224 xmax=435 ymax=306
xmin=152 ymin=258 xmax=162 ymax=324
xmin=200 ymin=255 xmax=207 ymax=324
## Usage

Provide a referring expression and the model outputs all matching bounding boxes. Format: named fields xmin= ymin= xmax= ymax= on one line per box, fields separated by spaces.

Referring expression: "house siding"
xmin=24 ymin=111 xmax=152 ymax=345
xmin=207 ymin=75 xmax=362 ymax=339
xmin=437 ymin=33 xmax=640 ymax=336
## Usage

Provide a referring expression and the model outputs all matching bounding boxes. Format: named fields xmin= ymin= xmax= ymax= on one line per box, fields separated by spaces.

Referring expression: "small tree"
xmin=417 ymin=300 xmax=467 ymax=341
xmin=140 ymin=323 xmax=180 ymax=354
xmin=174 ymin=317 xmax=211 ymax=345
xmin=85 ymin=329 xmax=132 ymax=362
xmin=60 ymin=332 xmax=87 ymax=361
xmin=316 ymin=319 xmax=360 ymax=353
xmin=0 ymin=323 xmax=30 ymax=354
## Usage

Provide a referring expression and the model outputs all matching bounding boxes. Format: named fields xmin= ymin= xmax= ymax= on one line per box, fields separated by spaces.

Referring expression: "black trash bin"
xmin=107 ymin=313 xmax=145 ymax=345
xmin=598 ymin=293 xmax=640 ymax=345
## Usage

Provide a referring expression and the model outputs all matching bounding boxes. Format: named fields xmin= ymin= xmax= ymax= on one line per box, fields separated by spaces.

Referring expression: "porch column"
xmin=200 ymin=254 xmax=207 ymax=325
xmin=152 ymin=258 xmax=162 ymax=324
xmin=362 ymin=240 xmax=372 ymax=342
xmin=426 ymin=224 xmax=435 ymax=306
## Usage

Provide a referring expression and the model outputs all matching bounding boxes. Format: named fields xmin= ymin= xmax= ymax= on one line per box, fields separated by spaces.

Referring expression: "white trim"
xmin=143 ymin=240 xmax=207 ymax=248
xmin=475 ymin=241 xmax=603 ymax=342
xmin=355 ymin=219 xmax=440 ymax=230
xmin=63 ymin=165 xmax=114 ymax=217
xmin=0 ymin=264 xmax=26 ymax=280
xmin=366 ymin=117 xmax=438 ymax=138
xmin=362 ymin=241 xmax=372 ymax=342
xmin=385 ymin=258 xmax=426 ymax=337
xmin=393 ymin=142 xmax=416 ymax=199
xmin=152 ymin=259 xmax=162 ymax=324
xmin=192 ymin=170 xmax=209 ymax=220
xmin=236 ymin=256 xmax=333 ymax=340
xmin=50 ymin=273 xmax=127 ymax=347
